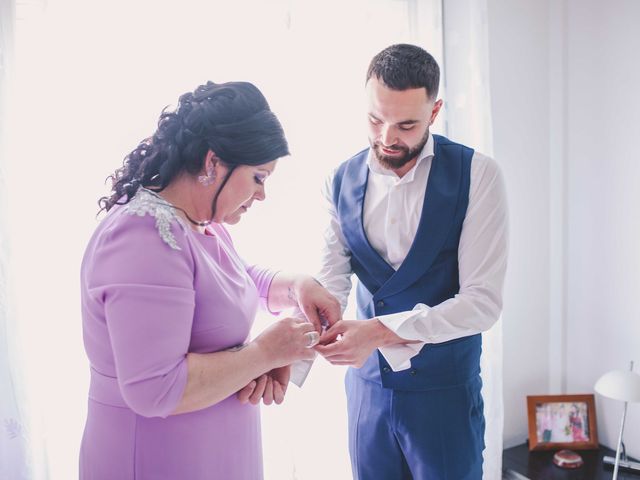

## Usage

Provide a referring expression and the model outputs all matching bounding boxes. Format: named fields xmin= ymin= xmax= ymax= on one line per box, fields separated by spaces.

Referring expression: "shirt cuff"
xmin=378 ymin=343 xmax=425 ymax=371
xmin=377 ymin=307 xmax=428 ymax=371
xmin=377 ymin=304 xmax=432 ymax=342
xmin=290 ymin=358 xmax=315 ymax=387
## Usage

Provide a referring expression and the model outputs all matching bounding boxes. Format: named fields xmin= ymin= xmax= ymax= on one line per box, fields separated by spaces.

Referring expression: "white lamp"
xmin=594 ymin=361 xmax=640 ymax=479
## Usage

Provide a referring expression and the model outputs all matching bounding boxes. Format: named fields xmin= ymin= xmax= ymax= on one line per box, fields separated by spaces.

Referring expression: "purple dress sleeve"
xmin=212 ymin=224 xmax=279 ymax=313
xmin=245 ymin=264 xmax=278 ymax=312
xmin=87 ymin=213 xmax=195 ymax=418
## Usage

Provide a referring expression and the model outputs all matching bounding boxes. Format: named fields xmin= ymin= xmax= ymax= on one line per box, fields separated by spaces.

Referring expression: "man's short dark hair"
xmin=366 ymin=44 xmax=440 ymax=99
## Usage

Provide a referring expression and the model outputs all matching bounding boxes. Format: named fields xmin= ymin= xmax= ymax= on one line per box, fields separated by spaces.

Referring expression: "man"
xmin=315 ymin=44 xmax=508 ymax=479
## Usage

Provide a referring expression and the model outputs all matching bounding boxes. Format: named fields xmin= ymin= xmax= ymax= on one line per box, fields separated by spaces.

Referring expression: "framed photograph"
xmin=526 ymin=394 xmax=598 ymax=451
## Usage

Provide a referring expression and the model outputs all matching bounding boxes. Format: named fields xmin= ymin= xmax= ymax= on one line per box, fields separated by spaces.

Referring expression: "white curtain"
xmin=234 ymin=2 xmax=445 ymax=478
xmin=442 ymin=1 xmax=504 ymax=479
xmin=6 ymin=1 xmax=444 ymax=478
xmin=0 ymin=0 xmax=39 ymax=478
xmin=6 ymin=0 xmax=503 ymax=476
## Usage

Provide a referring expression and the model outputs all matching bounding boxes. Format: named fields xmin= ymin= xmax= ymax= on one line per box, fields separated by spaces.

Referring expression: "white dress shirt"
xmin=317 ymin=133 xmax=509 ymax=371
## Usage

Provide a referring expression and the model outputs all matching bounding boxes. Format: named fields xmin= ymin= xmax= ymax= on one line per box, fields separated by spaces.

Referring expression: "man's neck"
xmin=390 ymin=157 xmax=419 ymax=179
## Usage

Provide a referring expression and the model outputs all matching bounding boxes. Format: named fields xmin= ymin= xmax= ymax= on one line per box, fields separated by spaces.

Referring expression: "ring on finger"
xmin=304 ymin=330 xmax=320 ymax=348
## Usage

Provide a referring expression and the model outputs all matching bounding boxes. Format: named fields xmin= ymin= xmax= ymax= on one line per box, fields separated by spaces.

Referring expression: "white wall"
xmin=489 ymin=0 xmax=640 ymax=455
xmin=565 ymin=0 xmax=640 ymax=458
xmin=487 ymin=0 xmax=552 ymax=448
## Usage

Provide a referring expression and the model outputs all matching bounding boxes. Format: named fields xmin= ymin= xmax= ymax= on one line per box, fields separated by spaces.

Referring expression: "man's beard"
xmin=372 ymin=128 xmax=430 ymax=170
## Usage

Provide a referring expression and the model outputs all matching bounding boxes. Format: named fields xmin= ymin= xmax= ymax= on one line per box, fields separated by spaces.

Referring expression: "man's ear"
xmin=429 ymin=99 xmax=444 ymax=126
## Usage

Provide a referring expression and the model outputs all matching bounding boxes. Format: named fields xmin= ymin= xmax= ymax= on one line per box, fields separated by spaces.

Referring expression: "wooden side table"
xmin=503 ymin=443 xmax=639 ymax=479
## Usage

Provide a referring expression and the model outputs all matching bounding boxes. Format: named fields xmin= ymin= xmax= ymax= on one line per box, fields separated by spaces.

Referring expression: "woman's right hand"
xmin=253 ymin=317 xmax=318 ymax=369
xmin=237 ymin=365 xmax=291 ymax=405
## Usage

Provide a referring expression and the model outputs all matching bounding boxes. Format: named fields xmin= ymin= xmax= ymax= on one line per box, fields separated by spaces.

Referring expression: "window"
xmin=7 ymin=1 xmax=443 ymax=478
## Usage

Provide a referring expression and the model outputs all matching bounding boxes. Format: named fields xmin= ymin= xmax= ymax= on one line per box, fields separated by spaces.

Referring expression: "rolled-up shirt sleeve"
xmin=88 ymin=213 xmax=195 ymax=418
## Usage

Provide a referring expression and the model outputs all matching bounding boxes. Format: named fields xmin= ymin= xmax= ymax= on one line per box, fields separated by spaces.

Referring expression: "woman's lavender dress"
xmin=79 ymin=189 xmax=275 ymax=479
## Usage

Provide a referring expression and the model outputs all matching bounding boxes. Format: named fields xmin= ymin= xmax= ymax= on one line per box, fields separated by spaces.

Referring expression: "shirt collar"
xmin=367 ymin=132 xmax=434 ymax=183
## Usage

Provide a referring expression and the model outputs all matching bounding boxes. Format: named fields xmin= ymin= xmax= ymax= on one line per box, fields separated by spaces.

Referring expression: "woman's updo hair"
xmin=99 ymin=81 xmax=290 ymax=212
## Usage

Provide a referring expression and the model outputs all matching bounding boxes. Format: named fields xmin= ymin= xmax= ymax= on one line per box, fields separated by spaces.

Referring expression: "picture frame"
xmin=526 ymin=394 xmax=599 ymax=451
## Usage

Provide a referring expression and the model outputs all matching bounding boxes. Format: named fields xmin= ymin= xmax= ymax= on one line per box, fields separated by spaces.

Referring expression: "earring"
xmin=198 ymin=164 xmax=216 ymax=186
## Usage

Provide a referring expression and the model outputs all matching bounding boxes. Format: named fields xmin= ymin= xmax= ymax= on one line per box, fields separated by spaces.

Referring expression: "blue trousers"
xmin=345 ymin=369 xmax=485 ymax=479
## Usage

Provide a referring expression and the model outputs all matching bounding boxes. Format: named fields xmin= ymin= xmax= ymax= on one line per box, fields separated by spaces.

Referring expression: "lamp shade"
xmin=595 ymin=370 xmax=640 ymax=402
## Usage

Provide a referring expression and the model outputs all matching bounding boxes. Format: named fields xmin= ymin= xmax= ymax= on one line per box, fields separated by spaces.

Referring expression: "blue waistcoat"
xmin=333 ymin=134 xmax=481 ymax=391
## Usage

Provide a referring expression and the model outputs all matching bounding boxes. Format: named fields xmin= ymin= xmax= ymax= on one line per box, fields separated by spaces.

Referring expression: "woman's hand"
xmin=253 ymin=317 xmax=318 ymax=369
xmin=174 ymin=319 xmax=314 ymax=415
xmin=237 ymin=365 xmax=291 ymax=405
xmin=292 ymin=276 xmax=342 ymax=333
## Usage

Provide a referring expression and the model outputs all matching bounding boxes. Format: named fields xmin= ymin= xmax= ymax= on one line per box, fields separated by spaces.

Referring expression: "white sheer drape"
xmin=442 ymin=1 xmax=504 ymax=479
xmin=233 ymin=2 xmax=445 ymax=478
xmin=0 ymin=0 xmax=43 ymax=478
xmin=6 ymin=1 xmax=449 ymax=478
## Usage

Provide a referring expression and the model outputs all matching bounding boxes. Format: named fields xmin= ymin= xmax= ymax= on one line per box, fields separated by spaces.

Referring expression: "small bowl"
xmin=553 ymin=449 xmax=584 ymax=469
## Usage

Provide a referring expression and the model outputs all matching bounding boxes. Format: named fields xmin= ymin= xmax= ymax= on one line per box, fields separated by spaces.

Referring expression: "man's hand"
xmin=293 ymin=276 xmax=342 ymax=333
xmin=315 ymin=319 xmax=388 ymax=368
xmin=237 ymin=365 xmax=291 ymax=405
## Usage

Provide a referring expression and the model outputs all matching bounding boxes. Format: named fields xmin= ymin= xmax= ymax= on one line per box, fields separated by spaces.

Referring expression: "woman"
xmin=80 ymin=81 xmax=340 ymax=479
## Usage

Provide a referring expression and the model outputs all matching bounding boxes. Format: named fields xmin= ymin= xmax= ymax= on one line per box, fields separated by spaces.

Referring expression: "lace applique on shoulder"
xmin=124 ymin=188 xmax=185 ymax=250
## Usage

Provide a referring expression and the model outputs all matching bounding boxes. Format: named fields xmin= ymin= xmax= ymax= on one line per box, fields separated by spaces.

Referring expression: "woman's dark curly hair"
xmin=99 ymin=81 xmax=290 ymax=213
